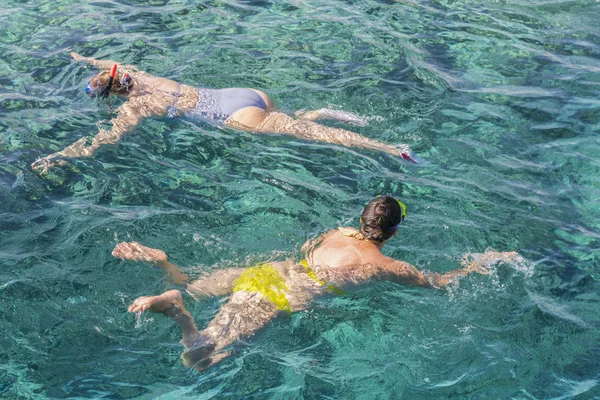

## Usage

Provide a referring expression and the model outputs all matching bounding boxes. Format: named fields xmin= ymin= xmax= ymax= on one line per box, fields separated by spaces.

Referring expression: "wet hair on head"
xmin=90 ymin=70 xmax=132 ymax=95
xmin=359 ymin=195 xmax=403 ymax=242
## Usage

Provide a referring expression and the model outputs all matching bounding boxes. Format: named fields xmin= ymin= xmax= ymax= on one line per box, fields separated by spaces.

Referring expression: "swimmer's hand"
xmin=31 ymin=153 xmax=68 ymax=173
xmin=460 ymin=251 xmax=524 ymax=274
xmin=424 ymin=251 xmax=523 ymax=288
xmin=31 ymin=137 xmax=93 ymax=172
xmin=112 ymin=242 xmax=168 ymax=263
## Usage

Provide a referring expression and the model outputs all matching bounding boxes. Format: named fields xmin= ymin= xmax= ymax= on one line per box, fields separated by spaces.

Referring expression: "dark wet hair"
xmin=359 ymin=196 xmax=403 ymax=242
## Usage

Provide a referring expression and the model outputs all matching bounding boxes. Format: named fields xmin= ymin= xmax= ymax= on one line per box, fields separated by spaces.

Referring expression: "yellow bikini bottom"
xmin=232 ymin=261 xmax=342 ymax=311
xmin=232 ymin=263 xmax=291 ymax=311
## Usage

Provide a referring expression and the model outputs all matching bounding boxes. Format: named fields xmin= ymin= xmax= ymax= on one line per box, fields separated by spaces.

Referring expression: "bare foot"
xmin=395 ymin=144 xmax=419 ymax=164
xmin=113 ymin=242 xmax=168 ymax=263
xmin=128 ymin=289 xmax=182 ymax=313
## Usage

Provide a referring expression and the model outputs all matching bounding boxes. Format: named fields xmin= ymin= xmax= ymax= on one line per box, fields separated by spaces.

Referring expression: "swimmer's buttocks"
xmin=188 ymin=88 xmax=267 ymax=123
xmin=232 ymin=264 xmax=290 ymax=311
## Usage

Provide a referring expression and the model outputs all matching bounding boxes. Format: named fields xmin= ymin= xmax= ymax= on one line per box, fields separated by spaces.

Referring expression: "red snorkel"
xmin=99 ymin=64 xmax=118 ymax=99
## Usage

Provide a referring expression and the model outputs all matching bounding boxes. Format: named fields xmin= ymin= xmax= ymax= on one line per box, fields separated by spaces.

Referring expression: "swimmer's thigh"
xmin=187 ymin=268 xmax=245 ymax=298
xmin=252 ymin=111 xmax=313 ymax=137
xmin=203 ymin=291 xmax=278 ymax=350
xmin=226 ymin=106 xmax=268 ymax=130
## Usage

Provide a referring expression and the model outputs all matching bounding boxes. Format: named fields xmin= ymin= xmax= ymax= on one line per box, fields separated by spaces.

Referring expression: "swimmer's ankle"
xmin=150 ymin=290 xmax=185 ymax=315
xmin=181 ymin=333 xmax=214 ymax=350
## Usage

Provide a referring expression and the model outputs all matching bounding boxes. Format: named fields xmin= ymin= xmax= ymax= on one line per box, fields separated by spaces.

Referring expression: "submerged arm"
xmin=375 ymin=250 xmax=524 ymax=288
xmin=363 ymin=258 xmax=461 ymax=288
xmin=71 ymin=52 xmax=137 ymax=70
xmin=319 ymin=254 xmax=491 ymax=289
xmin=32 ymin=99 xmax=149 ymax=172
xmin=317 ymin=258 xmax=432 ymax=288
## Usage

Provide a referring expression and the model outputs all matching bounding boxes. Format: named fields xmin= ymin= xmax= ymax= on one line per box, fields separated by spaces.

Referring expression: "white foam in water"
xmin=478 ymin=247 xmax=533 ymax=277
xmin=134 ymin=311 xmax=153 ymax=328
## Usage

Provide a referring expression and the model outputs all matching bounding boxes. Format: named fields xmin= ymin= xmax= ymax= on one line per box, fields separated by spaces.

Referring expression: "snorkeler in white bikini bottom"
xmin=113 ymin=196 xmax=523 ymax=371
xmin=31 ymin=53 xmax=417 ymax=172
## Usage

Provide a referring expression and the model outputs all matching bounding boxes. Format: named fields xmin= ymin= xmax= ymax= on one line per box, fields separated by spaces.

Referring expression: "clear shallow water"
xmin=1 ymin=0 xmax=600 ymax=398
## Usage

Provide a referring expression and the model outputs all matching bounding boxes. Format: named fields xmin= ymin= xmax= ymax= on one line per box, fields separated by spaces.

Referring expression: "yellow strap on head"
xmin=397 ymin=199 xmax=407 ymax=220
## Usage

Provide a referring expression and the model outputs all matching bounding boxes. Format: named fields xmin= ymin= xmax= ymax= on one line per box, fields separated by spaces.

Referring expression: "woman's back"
xmin=308 ymin=228 xmax=389 ymax=271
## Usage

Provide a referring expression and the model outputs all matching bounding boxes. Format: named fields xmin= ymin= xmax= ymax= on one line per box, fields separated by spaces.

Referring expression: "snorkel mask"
xmin=393 ymin=198 xmax=407 ymax=227
xmin=84 ymin=64 xmax=117 ymax=98
xmin=396 ymin=198 xmax=407 ymax=219
xmin=84 ymin=80 xmax=96 ymax=97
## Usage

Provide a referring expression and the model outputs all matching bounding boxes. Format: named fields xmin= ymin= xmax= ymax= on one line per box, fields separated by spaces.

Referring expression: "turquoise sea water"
xmin=1 ymin=0 xmax=600 ymax=398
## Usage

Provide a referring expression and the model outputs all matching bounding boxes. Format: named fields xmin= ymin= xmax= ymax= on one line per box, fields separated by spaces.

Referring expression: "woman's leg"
xmin=184 ymin=290 xmax=278 ymax=369
xmin=295 ymin=108 xmax=368 ymax=126
xmin=113 ymin=242 xmax=190 ymax=285
xmin=128 ymin=290 xmax=215 ymax=369
xmin=256 ymin=111 xmax=413 ymax=159
xmin=226 ymin=108 xmax=415 ymax=161
xmin=128 ymin=289 xmax=278 ymax=371
xmin=186 ymin=268 xmax=245 ymax=298
xmin=112 ymin=241 xmax=248 ymax=293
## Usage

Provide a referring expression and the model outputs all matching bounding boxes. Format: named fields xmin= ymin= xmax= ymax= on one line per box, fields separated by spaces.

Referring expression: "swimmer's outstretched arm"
xmin=370 ymin=258 xmax=472 ymax=288
xmin=112 ymin=241 xmax=190 ymax=285
xmin=315 ymin=258 xmax=437 ymax=288
xmin=70 ymin=52 xmax=137 ymax=71
xmin=31 ymin=98 xmax=152 ymax=172
xmin=376 ymin=250 xmax=523 ymax=288
xmin=320 ymin=251 xmax=522 ymax=289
